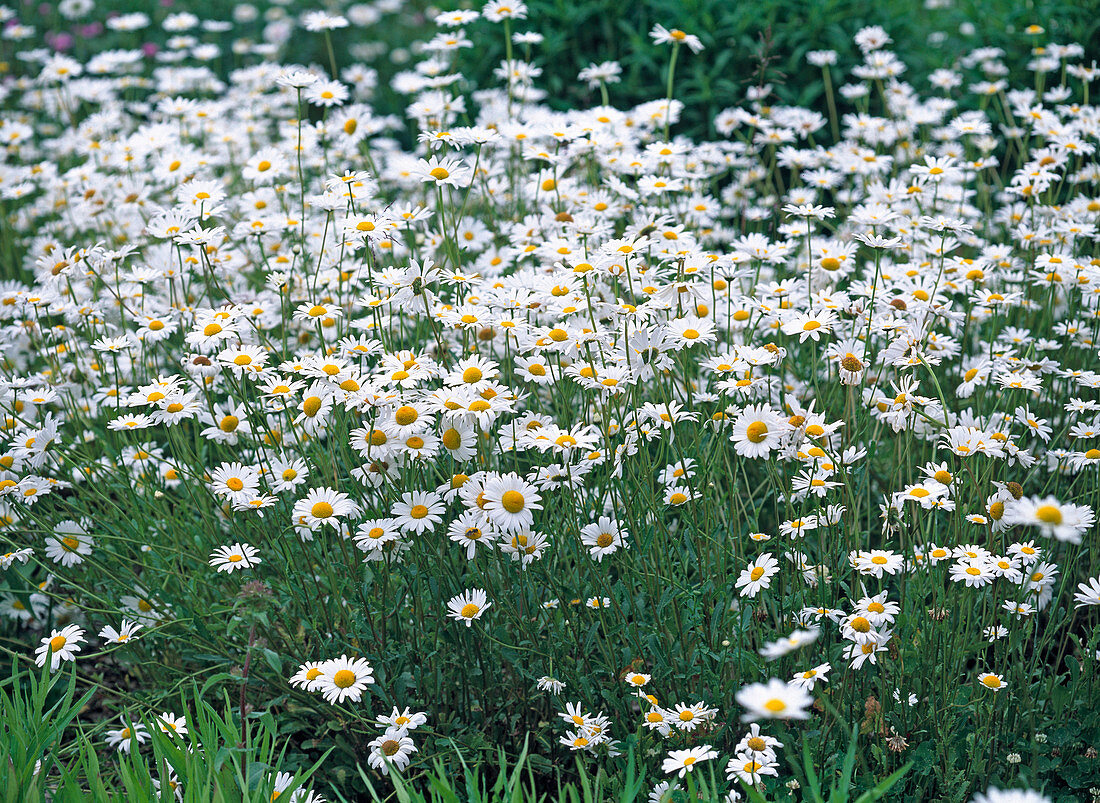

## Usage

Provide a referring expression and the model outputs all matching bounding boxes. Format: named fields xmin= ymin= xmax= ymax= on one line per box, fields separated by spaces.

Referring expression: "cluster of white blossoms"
xmin=0 ymin=0 xmax=1097 ymax=798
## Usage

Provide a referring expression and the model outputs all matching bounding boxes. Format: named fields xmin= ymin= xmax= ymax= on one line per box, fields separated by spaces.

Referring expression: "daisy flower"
xmin=317 ymin=656 xmax=376 ymax=704
xmin=292 ymin=487 xmax=359 ymax=532
xmin=447 ymin=588 xmax=492 ymax=627
xmin=480 ymin=473 xmax=542 ymax=533
xmin=736 ymin=678 xmax=813 ymax=721
xmin=1073 ymin=576 xmax=1100 ymax=608
xmin=579 ymin=516 xmax=628 ymax=561
xmin=413 ymin=155 xmax=472 ymax=188
xmin=377 ymin=707 xmax=428 ymax=731
xmin=367 ymin=728 xmax=418 ymax=771
xmin=1006 ymin=496 xmax=1094 ymax=543
xmin=105 ymin=719 xmax=150 ymax=753
xmin=729 ymin=405 xmax=787 ymax=459
xmin=209 ymin=543 xmax=261 ymax=573
xmin=977 ymin=672 xmax=1007 ymax=692
xmin=391 ymin=490 xmax=446 ymax=534
xmin=661 ymin=745 xmax=718 ymax=778
xmin=726 ymin=752 xmax=779 ymax=785
xmin=447 ymin=511 xmax=496 ymax=560
xmin=735 ymin=553 xmax=779 ymax=598
xmin=99 ymin=620 xmax=142 ymax=645
xmin=288 ymin=662 xmax=327 ymax=691
xmin=649 ymin=24 xmax=705 ymax=53
xmin=623 ymin=671 xmax=651 ymax=688
xmin=538 ymin=676 xmax=566 ymax=694
xmin=44 ymin=520 xmax=94 ymax=566
xmin=34 ymin=624 xmax=85 ymax=671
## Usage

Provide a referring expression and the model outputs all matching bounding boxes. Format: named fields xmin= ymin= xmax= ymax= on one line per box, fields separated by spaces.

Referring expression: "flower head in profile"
xmin=482 ymin=0 xmax=528 ymax=23
xmin=661 ymin=745 xmax=718 ymax=777
xmin=649 ymin=24 xmax=704 ymax=53
xmin=209 ymin=543 xmax=261 ymax=573
xmin=99 ymin=620 xmax=142 ymax=645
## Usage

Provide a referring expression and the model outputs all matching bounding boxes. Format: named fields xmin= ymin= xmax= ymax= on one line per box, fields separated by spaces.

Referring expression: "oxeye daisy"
xmin=735 ymin=553 xmax=779 ymax=598
xmin=579 ymin=516 xmax=628 ymax=561
xmin=99 ymin=620 xmax=142 ymax=645
xmin=391 ymin=490 xmax=446 ymax=534
xmin=649 ymin=24 xmax=705 ymax=54
xmin=44 ymin=520 xmax=93 ymax=566
xmin=666 ymin=316 xmax=716 ymax=349
xmin=367 ymin=728 xmax=418 ymax=771
xmin=317 ymin=656 xmax=375 ymax=703
xmin=105 ymin=718 xmax=150 ymax=753
xmin=730 ymin=405 xmax=787 ymax=458
xmin=726 ymin=752 xmax=780 ymax=784
xmin=292 ymin=487 xmax=359 ymax=532
xmin=447 ymin=588 xmax=492 ymax=626
xmin=208 ymin=543 xmax=261 ymax=573
xmin=1006 ymin=495 xmax=1094 ymax=543
xmin=661 ymin=745 xmax=718 ymax=778
xmin=669 ymin=701 xmax=716 ymax=731
xmin=623 ymin=671 xmax=651 ymax=688
xmin=377 ymin=707 xmax=428 ymax=731
xmin=447 ymin=511 xmax=496 ymax=560
xmin=480 ymin=473 xmax=542 ymax=532
xmin=781 ymin=309 xmax=836 ymax=342
xmin=663 ymin=485 xmax=698 ymax=506
xmin=34 ymin=624 xmax=84 ymax=671
xmin=789 ymin=662 xmax=832 ymax=691
xmin=736 ymin=678 xmax=813 ymax=721
xmin=977 ymin=672 xmax=1007 ymax=691
xmin=1074 ymin=576 xmax=1100 ymax=608
xmin=288 ymin=662 xmax=327 ymax=691
xmin=538 ymin=676 xmax=566 ymax=693
xmin=154 ymin=712 xmax=187 ymax=738
xmin=413 ymin=155 xmax=472 ymax=188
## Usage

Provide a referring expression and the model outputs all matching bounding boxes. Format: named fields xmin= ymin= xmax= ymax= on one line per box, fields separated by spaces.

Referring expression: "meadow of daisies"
xmin=1 ymin=0 xmax=1099 ymax=800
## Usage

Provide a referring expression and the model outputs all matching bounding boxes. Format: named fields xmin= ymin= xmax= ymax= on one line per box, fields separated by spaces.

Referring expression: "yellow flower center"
xmin=333 ymin=669 xmax=356 ymax=688
xmin=1035 ymin=505 xmax=1062 ymax=525
xmin=746 ymin=421 xmax=769 ymax=443
xmin=501 ymin=490 xmax=525 ymax=513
